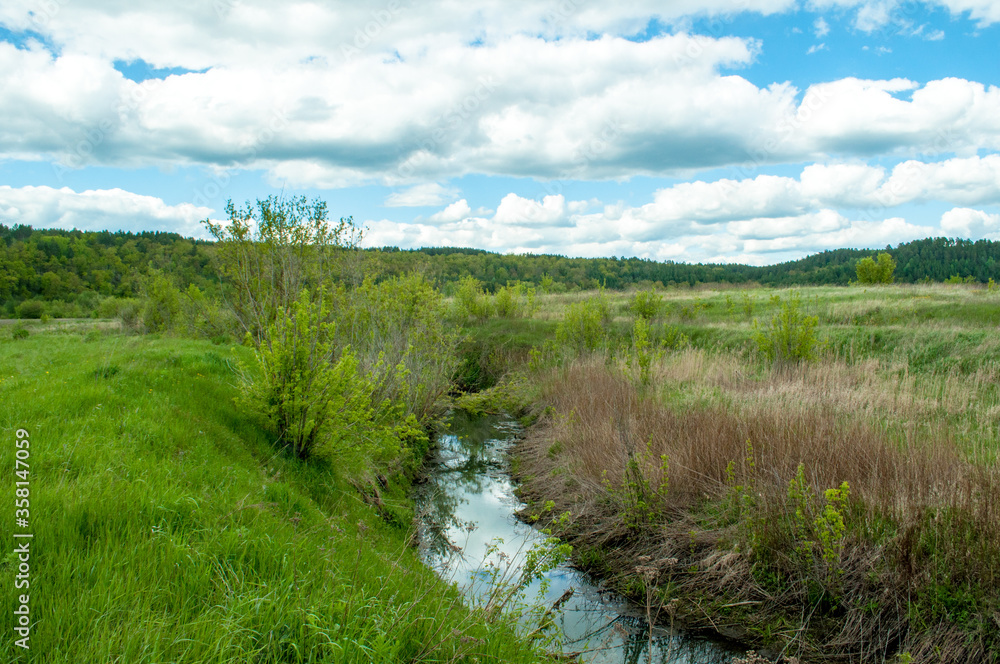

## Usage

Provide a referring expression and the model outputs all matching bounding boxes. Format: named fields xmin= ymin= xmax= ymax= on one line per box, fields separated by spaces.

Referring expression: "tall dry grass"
xmin=517 ymin=359 xmax=1000 ymax=662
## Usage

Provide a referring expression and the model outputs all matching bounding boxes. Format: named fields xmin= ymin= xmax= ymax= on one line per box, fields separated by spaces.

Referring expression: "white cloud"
xmin=2 ymin=22 xmax=998 ymax=186
xmin=807 ymin=1 xmax=1000 ymax=31
xmin=0 ymin=185 xmax=216 ymax=237
xmin=807 ymin=43 xmax=828 ymax=54
xmin=940 ymin=207 xmax=1000 ymax=238
xmin=384 ymin=183 xmax=458 ymax=207
xmin=427 ymin=199 xmax=473 ymax=223
xmin=814 ymin=17 xmax=831 ymax=37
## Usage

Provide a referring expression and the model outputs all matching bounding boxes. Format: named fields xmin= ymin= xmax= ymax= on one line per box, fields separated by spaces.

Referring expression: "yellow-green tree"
xmin=855 ymin=252 xmax=896 ymax=284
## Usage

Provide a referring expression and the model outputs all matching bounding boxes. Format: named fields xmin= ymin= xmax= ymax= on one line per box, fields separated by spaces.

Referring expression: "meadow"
xmin=4 ymin=226 xmax=1000 ymax=664
xmin=488 ymin=282 xmax=1000 ymax=663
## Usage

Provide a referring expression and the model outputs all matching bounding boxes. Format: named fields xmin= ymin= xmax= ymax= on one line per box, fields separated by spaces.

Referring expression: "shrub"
xmin=204 ymin=196 xmax=362 ymax=344
xmin=627 ymin=289 xmax=662 ymax=321
xmin=11 ymin=326 xmax=29 ymax=340
xmin=337 ymin=273 xmax=459 ymax=421
xmin=556 ymin=295 xmax=610 ymax=353
xmin=237 ymin=289 xmax=417 ymax=464
xmin=454 ymin=276 xmax=493 ymax=320
xmin=856 ymin=252 xmax=896 ymax=284
xmin=16 ymin=300 xmax=44 ymax=319
xmin=493 ymin=281 xmax=537 ymax=319
xmin=753 ymin=291 xmax=820 ymax=365
xmin=141 ymin=272 xmax=181 ymax=333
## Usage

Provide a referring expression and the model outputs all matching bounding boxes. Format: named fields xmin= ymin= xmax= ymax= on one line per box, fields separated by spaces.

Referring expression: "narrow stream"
xmin=415 ymin=411 xmax=747 ymax=663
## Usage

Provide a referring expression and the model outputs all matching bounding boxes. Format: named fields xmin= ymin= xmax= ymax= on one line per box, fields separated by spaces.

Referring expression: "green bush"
xmin=16 ymin=300 xmax=44 ymax=319
xmin=556 ymin=295 xmax=611 ymax=353
xmin=238 ymin=289 xmax=419 ymax=464
xmin=11 ymin=326 xmax=29 ymax=340
xmin=627 ymin=289 xmax=663 ymax=321
xmin=856 ymin=252 xmax=896 ymax=284
xmin=337 ymin=273 xmax=459 ymax=421
xmin=753 ymin=291 xmax=821 ymax=365
xmin=141 ymin=272 xmax=181 ymax=333
xmin=455 ymin=275 xmax=493 ymax=320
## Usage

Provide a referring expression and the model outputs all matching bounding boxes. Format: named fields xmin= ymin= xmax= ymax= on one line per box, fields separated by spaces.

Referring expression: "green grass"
xmin=0 ymin=328 xmax=545 ymax=663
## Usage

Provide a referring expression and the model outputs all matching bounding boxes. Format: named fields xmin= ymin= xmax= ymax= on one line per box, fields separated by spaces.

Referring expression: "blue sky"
xmin=0 ymin=0 xmax=998 ymax=264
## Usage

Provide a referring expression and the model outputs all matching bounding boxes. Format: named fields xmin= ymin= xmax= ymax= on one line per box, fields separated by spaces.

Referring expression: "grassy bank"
xmin=492 ymin=284 xmax=1000 ymax=663
xmin=0 ymin=327 xmax=546 ymax=663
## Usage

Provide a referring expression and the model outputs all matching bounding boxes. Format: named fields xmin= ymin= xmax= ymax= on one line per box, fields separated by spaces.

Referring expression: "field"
xmin=493 ymin=283 xmax=1000 ymax=662
xmin=3 ymin=280 xmax=999 ymax=664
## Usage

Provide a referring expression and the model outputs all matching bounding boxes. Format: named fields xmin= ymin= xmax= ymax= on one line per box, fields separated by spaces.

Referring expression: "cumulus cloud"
xmin=940 ymin=207 xmax=1000 ymax=238
xmin=427 ymin=199 xmax=474 ymax=223
xmin=384 ymin=183 xmax=458 ymax=207
xmin=0 ymin=185 xmax=217 ymax=237
xmin=814 ymin=17 xmax=831 ymax=37
xmin=1 ymin=26 xmax=998 ymax=186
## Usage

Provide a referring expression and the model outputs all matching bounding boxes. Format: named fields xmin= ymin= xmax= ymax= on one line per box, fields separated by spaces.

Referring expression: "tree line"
xmin=2 ymin=221 xmax=998 ymax=317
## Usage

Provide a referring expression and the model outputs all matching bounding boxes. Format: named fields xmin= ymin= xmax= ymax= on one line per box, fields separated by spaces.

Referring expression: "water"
xmin=415 ymin=411 xmax=747 ymax=663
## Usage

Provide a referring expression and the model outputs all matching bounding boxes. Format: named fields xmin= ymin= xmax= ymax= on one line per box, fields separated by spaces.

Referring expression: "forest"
xmin=1 ymin=221 xmax=998 ymax=319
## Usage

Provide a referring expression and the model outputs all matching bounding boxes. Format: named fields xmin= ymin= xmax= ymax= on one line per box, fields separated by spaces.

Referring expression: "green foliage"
xmin=556 ymin=293 xmax=611 ymax=353
xmin=338 ymin=273 xmax=459 ymax=421
xmin=11 ymin=325 xmax=28 ymax=339
xmin=753 ymin=291 xmax=821 ymax=365
xmin=740 ymin=290 xmax=756 ymax=319
xmin=203 ymin=196 xmax=361 ymax=344
xmin=856 ymin=252 xmax=897 ymax=284
xmin=16 ymin=299 xmax=44 ymax=319
xmin=625 ymin=317 xmax=663 ymax=386
xmin=787 ymin=463 xmax=813 ymax=562
xmin=815 ymin=481 xmax=850 ymax=582
xmin=0 ymin=332 xmax=546 ymax=663
xmin=237 ymin=289 xmax=416 ymax=466
xmin=627 ymin=288 xmax=663 ymax=320
xmin=455 ymin=275 xmax=493 ymax=320
xmin=600 ymin=439 xmax=670 ymax=533
xmin=141 ymin=271 xmax=181 ymax=333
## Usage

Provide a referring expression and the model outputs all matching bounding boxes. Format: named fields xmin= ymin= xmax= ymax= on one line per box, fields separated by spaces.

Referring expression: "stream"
xmin=415 ymin=411 xmax=748 ymax=663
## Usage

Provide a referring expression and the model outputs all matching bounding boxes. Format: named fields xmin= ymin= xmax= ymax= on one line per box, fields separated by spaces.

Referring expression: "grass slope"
xmin=0 ymin=328 xmax=544 ymax=663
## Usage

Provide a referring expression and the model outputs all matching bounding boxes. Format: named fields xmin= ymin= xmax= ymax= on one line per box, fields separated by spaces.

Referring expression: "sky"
xmin=0 ymin=0 xmax=998 ymax=266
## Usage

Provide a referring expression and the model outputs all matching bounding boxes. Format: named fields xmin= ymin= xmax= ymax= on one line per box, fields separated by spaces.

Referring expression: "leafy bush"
xmin=204 ymin=196 xmax=361 ymax=344
xmin=753 ymin=291 xmax=821 ymax=365
xmin=493 ymin=281 xmax=537 ymax=319
xmin=556 ymin=294 xmax=611 ymax=353
xmin=141 ymin=272 xmax=181 ymax=333
xmin=238 ymin=289 xmax=419 ymax=464
xmin=627 ymin=289 xmax=662 ymax=321
xmin=856 ymin=252 xmax=896 ymax=284
xmin=11 ymin=326 xmax=28 ymax=340
xmin=337 ymin=273 xmax=459 ymax=421
xmin=454 ymin=275 xmax=493 ymax=320
xmin=16 ymin=300 xmax=44 ymax=319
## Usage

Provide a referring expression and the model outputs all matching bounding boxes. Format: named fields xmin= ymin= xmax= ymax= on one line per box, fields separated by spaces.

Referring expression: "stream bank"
xmin=415 ymin=410 xmax=748 ymax=663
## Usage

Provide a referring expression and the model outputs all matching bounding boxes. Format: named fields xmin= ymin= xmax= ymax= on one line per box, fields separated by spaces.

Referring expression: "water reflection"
xmin=415 ymin=411 xmax=746 ymax=664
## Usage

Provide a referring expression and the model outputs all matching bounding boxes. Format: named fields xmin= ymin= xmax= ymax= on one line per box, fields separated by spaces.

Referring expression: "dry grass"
xmin=516 ymin=359 xmax=1000 ymax=663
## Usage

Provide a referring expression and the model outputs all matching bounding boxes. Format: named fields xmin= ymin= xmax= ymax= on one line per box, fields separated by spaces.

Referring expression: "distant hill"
xmin=2 ymin=222 xmax=997 ymax=314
